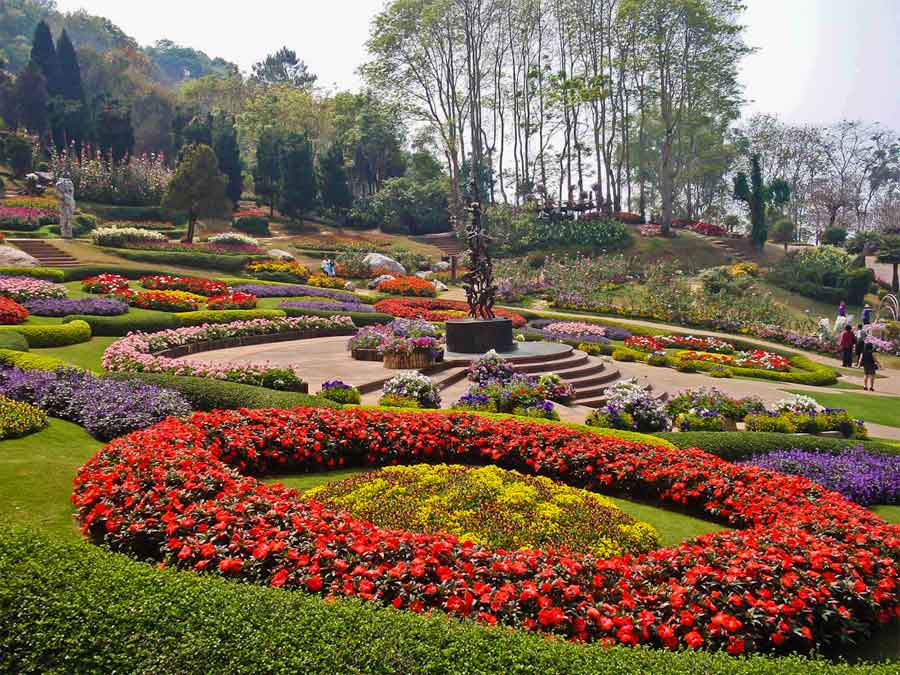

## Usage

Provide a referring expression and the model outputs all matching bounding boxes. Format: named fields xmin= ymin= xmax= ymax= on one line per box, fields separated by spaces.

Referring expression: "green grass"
xmin=786 ymin=390 xmax=900 ymax=428
xmin=0 ymin=419 xmax=103 ymax=541
xmin=32 ymin=336 xmax=116 ymax=372
xmin=871 ymin=505 xmax=900 ymax=524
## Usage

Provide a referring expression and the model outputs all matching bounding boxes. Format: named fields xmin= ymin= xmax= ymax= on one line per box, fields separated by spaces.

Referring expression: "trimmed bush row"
xmin=78 ymin=203 xmax=187 ymax=224
xmin=0 ymin=319 xmax=91 ymax=348
xmin=104 ymin=372 xmax=339 ymax=411
xmin=64 ymin=310 xmax=289 ymax=336
xmin=61 ymin=265 xmax=186 ymax=282
xmin=3 ymin=528 xmax=894 ymax=675
xmin=0 ymin=332 xmax=29 ymax=351
xmin=281 ymin=306 xmax=393 ymax=326
xmin=657 ymin=431 xmax=900 ymax=459
xmin=175 ymin=309 xmax=286 ymax=327
xmin=0 ymin=266 xmax=65 ymax=282
xmin=108 ymin=248 xmax=264 ymax=273
xmin=0 ymin=349 xmax=76 ymax=371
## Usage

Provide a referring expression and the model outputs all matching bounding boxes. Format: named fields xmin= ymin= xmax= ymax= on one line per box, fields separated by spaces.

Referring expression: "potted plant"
xmin=382 ymin=335 xmax=439 ymax=369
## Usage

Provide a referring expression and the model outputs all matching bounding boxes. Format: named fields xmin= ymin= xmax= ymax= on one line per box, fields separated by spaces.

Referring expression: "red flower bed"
xmin=689 ymin=221 xmax=728 ymax=237
xmin=616 ymin=211 xmax=644 ymax=225
xmin=73 ymin=408 xmax=900 ymax=654
xmin=140 ymin=275 xmax=228 ymax=297
xmin=377 ymin=275 xmax=437 ymax=297
xmin=82 ymin=274 xmax=130 ymax=294
xmin=375 ymin=298 xmax=527 ymax=328
xmin=206 ymin=292 xmax=258 ymax=310
xmin=0 ymin=296 xmax=28 ymax=324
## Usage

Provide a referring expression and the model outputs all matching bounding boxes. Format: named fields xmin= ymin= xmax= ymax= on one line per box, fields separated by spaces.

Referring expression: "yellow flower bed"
xmin=0 ymin=396 xmax=47 ymax=439
xmin=309 ymin=464 xmax=659 ymax=556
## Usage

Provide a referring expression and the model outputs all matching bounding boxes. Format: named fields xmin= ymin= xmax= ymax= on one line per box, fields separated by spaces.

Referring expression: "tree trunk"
xmin=660 ymin=136 xmax=674 ymax=236
xmin=185 ymin=213 xmax=197 ymax=244
xmin=893 ymin=262 xmax=899 ymax=293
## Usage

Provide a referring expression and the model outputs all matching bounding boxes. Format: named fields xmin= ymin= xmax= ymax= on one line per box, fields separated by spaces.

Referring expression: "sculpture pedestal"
xmin=445 ymin=318 xmax=514 ymax=354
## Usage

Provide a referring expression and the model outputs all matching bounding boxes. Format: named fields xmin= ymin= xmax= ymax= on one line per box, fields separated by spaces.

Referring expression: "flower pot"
xmin=351 ymin=348 xmax=382 ymax=362
xmin=384 ymin=349 xmax=433 ymax=370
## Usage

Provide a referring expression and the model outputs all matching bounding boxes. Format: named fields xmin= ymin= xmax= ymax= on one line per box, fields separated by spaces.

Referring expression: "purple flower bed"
xmin=739 ymin=447 xmax=900 ymax=506
xmin=0 ymin=367 xmax=191 ymax=441
xmin=280 ymin=300 xmax=375 ymax=313
xmin=232 ymin=283 xmax=358 ymax=302
xmin=24 ymin=297 xmax=129 ymax=317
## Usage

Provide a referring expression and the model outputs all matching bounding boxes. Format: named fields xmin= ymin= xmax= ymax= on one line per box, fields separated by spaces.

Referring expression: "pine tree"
xmin=279 ymin=132 xmax=317 ymax=220
xmin=213 ymin=113 xmax=243 ymax=204
xmin=319 ymin=144 xmax=353 ymax=215
xmin=95 ymin=99 xmax=134 ymax=161
xmin=163 ymin=144 xmax=230 ymax=243
xmin=253 ymin=128 xmax=282 ymax=217
xmin=56 ymin=30 xmax=84 ymax=103
xmin=15 ymin=61 xmax=48 ymax=134
xmin=30 ymin=21 xmax=61 ymax=98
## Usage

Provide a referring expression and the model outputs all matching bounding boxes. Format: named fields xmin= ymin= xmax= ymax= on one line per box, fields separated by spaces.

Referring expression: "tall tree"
xmin=252 ymin=47 xmax=317 ymax=89
xmin=319 ymin=144 xmax=353 ymax=215
xmin=15 ymin=61 xmax=48 ymax=133
xmin=212 ymin=113 xmax=243 ymax=203
xmin=30 ymin=20 xmax=61 ymax=97
xmin=278 ymin=132 xmax=317 ymax=220
xmin=55 ymin=29 xmax=84 ymax=102
xmin=94 ymin=98 xmax=134 ymax=161
xmin=163 ymin=143 xmax=230 ymax=243
xmin=253 ymin=127 xmax=282 ymax=217
xmin=734 ymin=153 xmax=791 ymax=249
xmin=877 ymin=234 xmax=900 ymax=292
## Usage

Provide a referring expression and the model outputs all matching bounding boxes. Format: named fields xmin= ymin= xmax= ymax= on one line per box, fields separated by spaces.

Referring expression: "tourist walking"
xmin=838 ymin=301 xmax=847 ymax=318
xmin=854 ymin=324 xmax=867 ymax=367
xmin=857 ymin=342 xmax=881 ymax=391
xmin=839 ymin=325 xmax=855 ymax=367
xmin=862 ymin=303 xmax=873 ymax=325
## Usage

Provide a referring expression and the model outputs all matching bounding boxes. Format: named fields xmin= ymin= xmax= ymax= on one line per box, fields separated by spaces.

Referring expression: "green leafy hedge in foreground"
xmin=657 ymin=431 xmax=900 ymax=459
xmin=0 ymin=319 xmax=91 ymax=348
xmin=1 ymin=528 xmax=895 ymax=675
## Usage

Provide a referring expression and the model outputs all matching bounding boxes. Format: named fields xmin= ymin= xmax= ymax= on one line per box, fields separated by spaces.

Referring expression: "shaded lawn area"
xmin=787 ymin=389 xmax=900 ymax=428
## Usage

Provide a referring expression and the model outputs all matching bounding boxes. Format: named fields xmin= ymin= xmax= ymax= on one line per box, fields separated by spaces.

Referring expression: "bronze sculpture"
xmin=461 ymin=177 xmax=496 ymax=320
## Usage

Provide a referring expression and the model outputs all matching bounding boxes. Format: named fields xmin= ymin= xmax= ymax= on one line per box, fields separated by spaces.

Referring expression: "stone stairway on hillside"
xmin=707 ymin=237 xmax=747 ymax=262
xmin=8 ymin=239 xmax=80 ymax=268
xmin=411 ymin=233 xmax=467 ymax=258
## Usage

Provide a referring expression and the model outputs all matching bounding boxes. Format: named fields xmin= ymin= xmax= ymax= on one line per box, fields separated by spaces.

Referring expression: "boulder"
xmin=368 ymin=274 xmax=395 ymax=289
xmin=0 ymin=245 xmax=39 ymax=267
xmin=363 ymin=252 xmax=406 ymax=276
xmin=267 ymin=248 xmax=295 ymax=261
xmin=415 ymin=270 xmax=434 ymax=280
xmin=344 ymin=281 xmax=356 ymax=291
xmin=433 ymin=280 xmax=449 ymax=292
xmin=432 ymin=261 xmax=451 ymax=272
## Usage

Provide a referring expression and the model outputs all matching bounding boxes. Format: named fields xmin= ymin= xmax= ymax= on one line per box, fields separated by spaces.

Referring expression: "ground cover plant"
xmin=308 ymin=463 xmax=660 ymax=555
xmin=0 ymin=395 xmax=47 ymax=439
xmin=0 ymin=276 xmax=68 ymax=302
xmin=71 ymin=407 xmax=900 ymax=654
xmin=23 ymin=297 xmax=129 ymax=317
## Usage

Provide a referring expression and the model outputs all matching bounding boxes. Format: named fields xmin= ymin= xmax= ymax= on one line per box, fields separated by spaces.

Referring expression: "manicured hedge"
xmin=0 ymin=349 xmax=78 ymax=371
xmin=0 ymin=319 xmax=91 ymax=347
xmin=280 ymin=306 xmax=393 ymax=326
xmin=61 ymin=265 xmax=177 ymax=282
xmin=0 ymin=266 xmax=65 ymax=282
xmin=104 ymin=372 xmax=339 ymax=411
xmin=657 ymin=431 xmax=900 ymax=459
xmin=1 ymin=528 xmax=895 ymax=675
xmin=175 ymin=309 xmax=286 ymax=326
xmin=79 ymin=203 xmax=187 ymax=224
xmin=63 ymin=313 xmax=181 ymax=336
xmin=108 ymin=249 xmax=262 ymax=273
xmin=0 ymin=331 xmax=28 ymax=351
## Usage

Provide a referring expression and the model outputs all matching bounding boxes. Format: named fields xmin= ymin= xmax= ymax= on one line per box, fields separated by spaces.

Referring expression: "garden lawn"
xmin=33 ymin=336 xmax=116 ymax=372
xmin=786 ymin=390 xmax=900 ymax=428
xmin=0 ymin=418 xmax=102 ymax=541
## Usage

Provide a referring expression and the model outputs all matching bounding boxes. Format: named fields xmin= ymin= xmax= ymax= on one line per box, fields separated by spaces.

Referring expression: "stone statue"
xmin=56 ymin=178 xmax=75 ymax=239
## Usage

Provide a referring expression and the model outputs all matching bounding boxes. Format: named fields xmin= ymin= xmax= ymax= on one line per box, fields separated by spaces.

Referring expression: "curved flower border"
xmin=73 ymin=408 xmax=900 ymax=655
xmin=101 ymin=316 xmax=354 ymax=384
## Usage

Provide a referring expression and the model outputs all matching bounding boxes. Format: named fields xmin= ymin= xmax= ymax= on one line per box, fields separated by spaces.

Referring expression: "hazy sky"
xmin=56 ymin=0 xmax=900 ymax=128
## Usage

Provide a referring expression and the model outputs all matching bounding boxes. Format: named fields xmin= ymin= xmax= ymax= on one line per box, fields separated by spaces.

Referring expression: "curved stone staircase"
xmin=8 ymin=239 xmax=80 ymax=267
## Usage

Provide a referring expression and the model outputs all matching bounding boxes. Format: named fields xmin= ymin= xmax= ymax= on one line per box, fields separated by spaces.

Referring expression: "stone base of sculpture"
xmin=445 ymin=318 xmax=514 ymax=354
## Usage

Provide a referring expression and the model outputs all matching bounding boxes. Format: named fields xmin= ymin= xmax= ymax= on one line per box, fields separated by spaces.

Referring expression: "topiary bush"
xmin=104 ymin=373 xmax=339 ymax=411
xmin=234 ymin=215 xmax=271 ymax=237
xmin=0 ymin=267 xmax=66 ymax=282
xmin=0 ymin=331 xmax=29 ymax=352
xmin=0 ymin=349 xmax=76 ymax=371
xmin=657 ymin=431 xmax=899 ymax=459
xmin=108 ymin=249 xmax=259 ymax=274
xmin=0 ymin=320 xmax=91 ymax=348
xmin=63 ymin=313 xmax=181 ymax=337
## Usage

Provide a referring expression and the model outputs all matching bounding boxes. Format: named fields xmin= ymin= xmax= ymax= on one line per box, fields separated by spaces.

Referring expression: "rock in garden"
xmin=432 ymin=261 xmax=451 ymax=272
xmin=368 ymin=274 xmax=395 ymax=289
xmin=363 ymin=252 xmax=406 ymax=275
xmin=416 ymin=270 xmax=434 ymax=280
xmin=433 ymin=280 xmax=449 ymax=292
xmin=0 ymin=246 xmax=39 ymax=267
xmin=267 ymin=249 xmax=295 ymax=261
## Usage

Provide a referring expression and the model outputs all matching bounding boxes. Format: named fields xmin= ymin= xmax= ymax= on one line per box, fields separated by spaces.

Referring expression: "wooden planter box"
xmin=383 ymin=350 xmax=433 ymax=370
xmin=351 ymin=348 xmax=383 ymax=362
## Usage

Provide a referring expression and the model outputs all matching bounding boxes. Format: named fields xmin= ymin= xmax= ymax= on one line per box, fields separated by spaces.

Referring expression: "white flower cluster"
xmin=771 ymin=394 xmax=824 ymax=416
xmin=207 ymin=232 xmax=259 ymax=247
xmin=92 ymin=226 xmax=167 ymax=248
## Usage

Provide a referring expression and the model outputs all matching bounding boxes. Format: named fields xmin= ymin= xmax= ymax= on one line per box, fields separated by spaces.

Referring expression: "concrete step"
xmin=552 ymin=362 xmax=607 ymax=380
xmin=513 ymin=352 xmax=588 ymax=374
xmin=7 ymin=238 xmax=80 ymax=267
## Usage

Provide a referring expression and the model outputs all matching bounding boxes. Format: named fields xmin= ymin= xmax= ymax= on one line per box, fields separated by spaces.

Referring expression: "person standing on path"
xmin=839 ymin=325 xmax=855 ymax=367
xmin=855 ymin=324 xmax=867 ymax=367
xmin=858 ymin=342 xmax=881 ymax=391
xmin=862 ymin=303 xmax=873 ymax=325
xmin=838 ymin=301 xmax=847 ymax=318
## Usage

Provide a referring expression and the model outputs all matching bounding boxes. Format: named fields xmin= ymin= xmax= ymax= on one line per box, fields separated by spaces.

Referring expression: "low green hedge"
xmin=61 ymin=265 xmax=183 ymax=282
xmin=63 ymin=313 xmax=180 ymax=336
xmin=0 ymin=331 xmax=29 ymax=351
xmin=0 ymin=349 xmax=78 ymax=371
xmin=78 ymin=203 xmax=187 ymax=224
xmin=281 ymin=306 xmax=393 ymax=326
xmin=175 ymin=309 xmax=286 ymax=326
xmin=689 ymin=355 xmax=838 ymax=386
xmin=1 ymin=528 xmax=894 ymax=675
xmin=657 ymin=431 xmax=900 ymax=459
xmin=0 ymin=266 xmax=65 ymax=282
xmin=104 ymin=372 xmax=339 ymax=411
xmin=0 ymin=320 xmax=91 ymax=348
xmin=107 ymin=248 xmax=262 ymax=273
